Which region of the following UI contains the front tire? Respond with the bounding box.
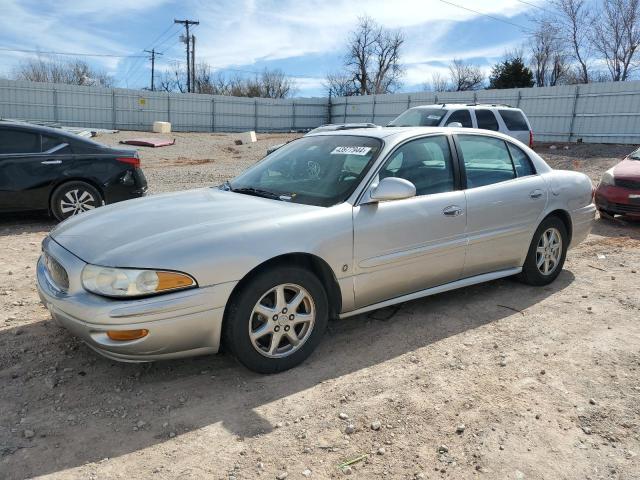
[51,181,103,221]
[223,266,328,374]
[519,216,568,286]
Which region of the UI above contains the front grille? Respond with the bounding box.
[44,253,69,291]
[615,178,640,190]
[611,202,640,214]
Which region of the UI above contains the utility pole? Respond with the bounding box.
[191,35,196,93]
[174,18,199,93]
[144,48,162,91]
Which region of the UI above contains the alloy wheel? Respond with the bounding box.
[60,189,97,216]
[536,227,562,275]
[248,283,316,358]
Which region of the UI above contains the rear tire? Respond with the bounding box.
[519,216,568,286]
[51,181,103,221]
[223,266,328,374]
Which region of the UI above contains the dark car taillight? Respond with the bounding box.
[117,156,140,168]
[529,130,534,148]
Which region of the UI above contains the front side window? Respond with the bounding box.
[457,135,516,188]
[229,135,382,207]
[0,129,41,154]
[388,108,446,127]
[379,135,454,196]
[446,110,472,128]
[475,110,499,131]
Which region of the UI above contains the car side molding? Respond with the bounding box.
[339,267,522,319]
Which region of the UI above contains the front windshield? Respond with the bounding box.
[228,135,382,207]
[389,108,446,127]
[630,148,640,160]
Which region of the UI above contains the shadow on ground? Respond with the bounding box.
[0,270,574,479]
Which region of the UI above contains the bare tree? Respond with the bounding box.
[448,59,484,91]
[13,56,113,87]
[591,0,640,81]
[550,0,592,83]
[528,19,570,86]
[324,72,357,96]
[166,64,297,98]
[430,72,449,92]
[330,16,405,96]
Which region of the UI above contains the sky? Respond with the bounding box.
[0,0,542,97]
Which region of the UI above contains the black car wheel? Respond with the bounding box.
[519,216,568,286]
[51,181,103,221]
[223,266,328,374]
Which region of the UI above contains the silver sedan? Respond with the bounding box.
[37,127,595,373]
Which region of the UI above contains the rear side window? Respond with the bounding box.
[507,143,536,177]
[42,135,63,152]
[0,129,41,154]
[446,110,472,127]
[498,110,528,131]
[457,135,516,188]
[475,110,499,131]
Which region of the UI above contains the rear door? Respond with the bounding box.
[352,134,467,308]
[454,133,547,277]
[0,128,72,211]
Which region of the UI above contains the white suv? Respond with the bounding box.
[388,104,534,147]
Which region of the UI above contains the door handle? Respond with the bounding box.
[529,190,543,199]
[41,160,62,165]
[442,205,463,217]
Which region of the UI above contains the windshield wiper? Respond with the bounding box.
[229,186,282,200]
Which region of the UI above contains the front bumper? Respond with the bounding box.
[36,237,236,362]
[595,184,640,217]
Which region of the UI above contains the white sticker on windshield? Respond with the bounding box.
[330,146,372,156]
[427,115,442,120]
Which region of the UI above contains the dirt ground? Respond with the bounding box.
[1,133,639,480]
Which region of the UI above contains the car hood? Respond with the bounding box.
[614,158,640,179]
[51,188,321,267]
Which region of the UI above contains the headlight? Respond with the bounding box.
[600,168,615,186]
[81,265,196,298]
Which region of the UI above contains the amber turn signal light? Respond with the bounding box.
[107,329,149,341]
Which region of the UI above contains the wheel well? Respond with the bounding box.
[225,253,343,320]
[546,209,573,244]
[48,178,104,213]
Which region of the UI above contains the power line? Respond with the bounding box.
[0,46,146,58]
[437,0,532,32]
[514,0,552,13]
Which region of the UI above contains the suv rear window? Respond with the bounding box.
[446,109,472,128]
[498,110,528,131]
[475,110,499,131]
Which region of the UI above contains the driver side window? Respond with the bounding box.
[380,135,455,196]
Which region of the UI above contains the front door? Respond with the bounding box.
[352,134,467,308]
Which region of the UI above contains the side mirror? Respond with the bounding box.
[446,121,463,128]
[369,177,416,202]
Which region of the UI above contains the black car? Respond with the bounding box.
[0,121,147,220]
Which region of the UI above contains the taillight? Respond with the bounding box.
[529,130,534,148]
[117,156,140,167]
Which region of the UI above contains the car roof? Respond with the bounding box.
[307,125,527,142]
[0,120,112,148]
[408,103,522,111]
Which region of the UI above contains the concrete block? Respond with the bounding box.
[152,121,172,133]
[236,131,257,144]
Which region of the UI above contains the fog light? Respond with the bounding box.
[107,329,149,341]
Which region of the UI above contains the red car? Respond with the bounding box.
[595,148,640,219]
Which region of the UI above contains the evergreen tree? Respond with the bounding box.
[488,57,535,89]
